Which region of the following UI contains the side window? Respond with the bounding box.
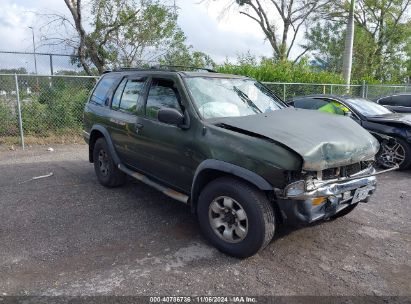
[90,76,117,105]
[391,95,411,107]
[294,98,327,110]
[378,97,392,106]
[117,79,146,114]
[146,79,182,119]
[111,78,127,109]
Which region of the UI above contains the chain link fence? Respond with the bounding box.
[0,74,97,147]
[264,82,365,100]
[0,51,84,75]
[1,74,410,148]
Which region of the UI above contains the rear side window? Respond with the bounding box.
[90,76,117,105]
[146,79,182,119]
[111,78,127,109]
[391,95,411,107]
[294,98,327,110]
[112,78,146,114]
[120,79,146,113]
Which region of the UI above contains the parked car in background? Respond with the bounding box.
[289,95,411,170]
[83,68,384,258]
[375,93,411,113]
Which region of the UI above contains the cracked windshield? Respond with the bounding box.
[185,77,285,119]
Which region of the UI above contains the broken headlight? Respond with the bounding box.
[285,180,306,197]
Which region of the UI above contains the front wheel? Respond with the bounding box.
[197,177,275,258]
[377,137,411,170]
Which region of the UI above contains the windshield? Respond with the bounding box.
[346,98,392,117]
[184,77,286,119]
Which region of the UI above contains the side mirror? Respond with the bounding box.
[344,111,353,118]
[158,108,185,126]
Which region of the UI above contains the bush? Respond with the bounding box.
[217,58,345,84]
[0,101,18,136]
[21,87,89,136]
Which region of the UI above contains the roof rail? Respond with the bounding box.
[108,65,217,73]
[156,65,217,73]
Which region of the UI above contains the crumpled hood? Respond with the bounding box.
[215,108,379,171]
[366,113,411,127]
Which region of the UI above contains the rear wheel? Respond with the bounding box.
[93,138,126,187]
[197,177,275,258]
[377,137,411,170]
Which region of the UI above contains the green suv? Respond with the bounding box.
[83,67,383,258]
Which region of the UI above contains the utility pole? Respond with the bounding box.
[342,0,355,86]
[28,26,38,75]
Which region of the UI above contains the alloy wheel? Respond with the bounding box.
[208,196,248,243]
[379,140,406,168]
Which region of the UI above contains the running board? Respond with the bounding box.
[117,164,189,204]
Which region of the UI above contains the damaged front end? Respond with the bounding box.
[276,162,398,223]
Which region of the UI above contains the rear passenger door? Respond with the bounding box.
[107,76,147,165]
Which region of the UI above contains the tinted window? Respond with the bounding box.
[90,76,117,105]
[391,95,411,107]
[378,96,393,106]
[146,79,182,119]
[112,78,127,109]
[119,79,146,113]
[293,98,328,110]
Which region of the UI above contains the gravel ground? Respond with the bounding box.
[0,145,410,296]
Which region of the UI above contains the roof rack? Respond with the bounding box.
[106,65,217,73]
[156,65,217,73]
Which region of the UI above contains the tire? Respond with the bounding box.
[93,138,126,187]
[377,137,411,170]
[197,177,275,258]
[330,203,358,220]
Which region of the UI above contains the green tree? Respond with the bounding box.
[43,0,184,74]
[228,0,332,62]
[306,0,411,82]
[159,31,216,68]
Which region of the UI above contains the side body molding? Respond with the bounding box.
[89,124,121,165]
[191,159,273,210]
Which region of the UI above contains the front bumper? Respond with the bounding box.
[277,166,397,224]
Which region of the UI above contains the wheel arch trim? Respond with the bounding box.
[190,159,273,211]
[89,125,121,165]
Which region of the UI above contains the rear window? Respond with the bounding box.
[90,75,118,105]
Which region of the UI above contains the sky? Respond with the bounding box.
[0,0,297,72]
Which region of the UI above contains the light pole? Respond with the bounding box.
[28,26,38,75]
[342,0,355,87]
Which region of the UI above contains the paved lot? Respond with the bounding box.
[0,145,410,296]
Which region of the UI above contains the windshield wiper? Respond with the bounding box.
[233,86,262,113]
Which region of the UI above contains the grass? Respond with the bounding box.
[0,133,85,150]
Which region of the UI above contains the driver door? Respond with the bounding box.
[132,77,196,192]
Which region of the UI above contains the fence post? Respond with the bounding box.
[330,84,333,94]
[361,80,366,98]
[14,74,25,149]
[283,84,286,101]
